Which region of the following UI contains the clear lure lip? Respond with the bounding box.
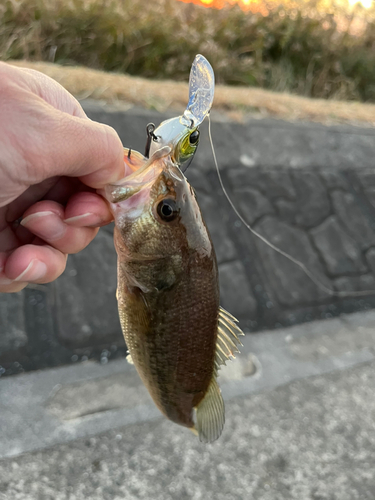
[184,53,215,128]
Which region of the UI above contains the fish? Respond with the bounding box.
[104,145,244,443]
[103,55,244,442]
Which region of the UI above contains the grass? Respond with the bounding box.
[1,0,375,104]
[9,59,375,126]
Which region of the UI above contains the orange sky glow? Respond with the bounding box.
[177,0,372,11]
[177,0,271,14]
[177,0,264,10]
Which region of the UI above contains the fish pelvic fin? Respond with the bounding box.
[194,377,225,443]
[214,306,245,371]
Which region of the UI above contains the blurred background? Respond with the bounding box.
[1,0,375,498]
[1,0,375,101]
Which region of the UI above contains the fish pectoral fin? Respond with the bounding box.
[126,352,134,365]
[194,377,225,443]
[106,184,142,203]
[214,306,245,371]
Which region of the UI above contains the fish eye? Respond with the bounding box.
[156,199,179,222]
[189,130,200,145]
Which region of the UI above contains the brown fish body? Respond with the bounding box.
[116,228,219,428]
[106,148,243,441]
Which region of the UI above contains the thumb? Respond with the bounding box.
[30,103,126,189]
[2,62,126,189]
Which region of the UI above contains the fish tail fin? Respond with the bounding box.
[194,377,225,443]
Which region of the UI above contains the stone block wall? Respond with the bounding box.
[1,105,375,376]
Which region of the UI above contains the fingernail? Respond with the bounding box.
[0,277,14,285]
[14,259,47,282]
[21,211,55,225]
[21,211,66,241]
[64,213,93,224]
[64,213,108,227]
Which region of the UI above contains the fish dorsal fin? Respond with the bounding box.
[214,307,244,371]
[194,377,225,443]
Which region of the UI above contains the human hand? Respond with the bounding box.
[0,62,125,293]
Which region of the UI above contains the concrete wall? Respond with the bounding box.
[1,103,375,376]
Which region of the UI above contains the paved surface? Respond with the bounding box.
[2,105,375,376]
[2,311,375,499]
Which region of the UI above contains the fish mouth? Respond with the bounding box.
[102,146,186,221]
[103,146,173,206]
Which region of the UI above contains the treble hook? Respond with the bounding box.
[144,123,158,158]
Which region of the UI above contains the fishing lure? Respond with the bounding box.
[145,53,214,169]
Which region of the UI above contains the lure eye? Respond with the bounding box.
[156,199,179,222]
[189,130,200,145]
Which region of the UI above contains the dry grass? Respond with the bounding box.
[10,60,375,127]
[2,0,375,103]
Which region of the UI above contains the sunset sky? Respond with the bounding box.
[178,0,372,10]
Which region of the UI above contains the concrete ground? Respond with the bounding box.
[2,310,375,500]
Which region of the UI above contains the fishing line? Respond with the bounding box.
[207,114,375,298]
